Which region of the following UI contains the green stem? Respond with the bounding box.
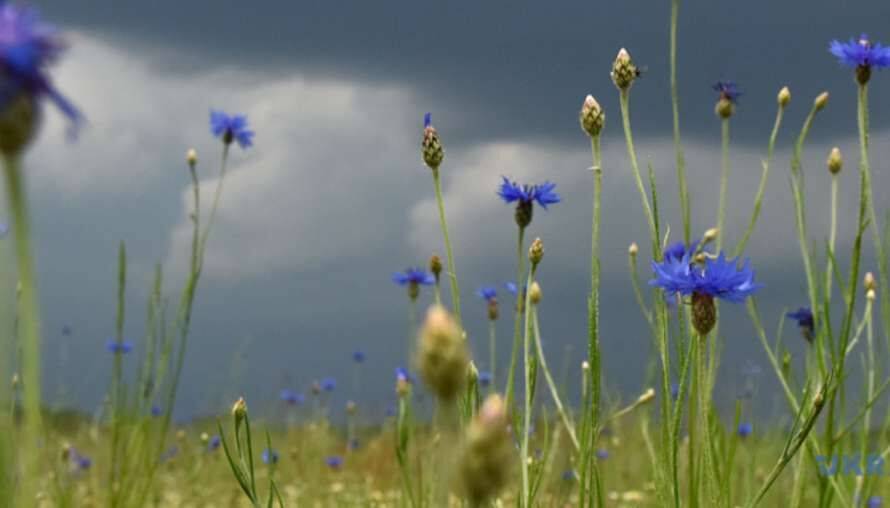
[826,175,838,298]
[520,266,535,508]
[431,168,461,327]
[530,306,579,450]
[735,105,785,257]
[789,102,821,317]
[504,226,525,410]
[2,155,41,506]
[670,0,689,245]
[716,118,730,252]
[619,88,657,251]
[488,320,496,393]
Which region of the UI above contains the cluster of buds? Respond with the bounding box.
[827,147,843,175]
[457,394,512,505]
[611,48,638,91]
[579,95,605,137]
[421,113,445,169]
[417,305,469,400]
[429,254,443,284]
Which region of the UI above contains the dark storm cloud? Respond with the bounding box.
[39,0,890,146]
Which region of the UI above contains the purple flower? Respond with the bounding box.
[0,4,82,132]
[787,307,814,343]
[150,405,162,417]
[595,448,609,460]
[830,35,890,69]
[561,470,576,481]
[712,81,742,103]
[320,377,336,392]
[392,267,435,286]
[664,240,699,262]
[207,435,221,452]
[478,371,493,388]
[105,339,133,355]
[670,383,680,401]
[261,448,279,465]
[326,455,343,469]
[352,350,366,363]
[867,496,883,508]
[497,177,561,210]
[476,287,497,302]
[210,110,254,148]
[650,252,761,303]
[280,389,305,406]
[738,422,753,438]
[395,367,415,384]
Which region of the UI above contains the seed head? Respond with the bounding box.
[864,271,876,291]
[579,95,605,137]
[458,394,511,505]
[186,148,197,168]
[827,147,842,174]
[231,397,247,428]
[778,86,791,107]
[529,237,544,267]
[611,48,638,90]
[429,255,443,283]
[814,92,829,111]
[417,305,469,400]
[421,113,445,169]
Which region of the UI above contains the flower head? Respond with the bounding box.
[320,377,336,392]
[830,35,890,69]
[712,81,742,104]
[105,339,133,355]
[279,389,305,406]
[421,112,445,168]
[395,366,414,384]
[497,177,561,210]
[261,448,279,465]
[650,252,761,303]
[478,371,493,388]
[210,110,254,148]
[150,405,162,417]
[352,350,366,363]
[0,3,82,152]
[787,307,815,343]
[737,422,753,438]
[207,435,221,452]
[326,455,343,470]
[595,448,609,460]
[392,267,435,287]
[476,287,497,302]
[663,240,699,262]
[867,496,883,508]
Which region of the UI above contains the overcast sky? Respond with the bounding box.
[12,0,890,421]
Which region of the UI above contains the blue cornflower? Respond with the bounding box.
[664,240,699,262]
[595,448,609,460]
[261,448,279,465]
[352,350,366,363]
[650,252,760,303]
[280,389,304,406]
[478,371,493,388]
[320,377,336,392]
[0,4,82,140]
[69,449,91,470]
[150,405,162,417]
[787,307,815,343]
[497,177,561,210]
[712,81,742,104]
[476,286,497,302]
[830,35,890,70]
[561,470,576,482]
[738,422,753,438]
[424,112,432,128]
[392,267,435,287]
[326,455,343,469]
[210,110,254,148]
[670,383,680,401]
[207,435,221,452]
[505,282,519,296]
[867,496,883,508]
[105,339,133,355]
[395,366,415,384]
[651,252,760,334]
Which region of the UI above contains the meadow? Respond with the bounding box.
[1,1,890,507]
